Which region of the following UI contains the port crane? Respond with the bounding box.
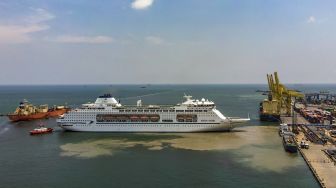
[266,72,304,116]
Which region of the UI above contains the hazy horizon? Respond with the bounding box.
[1,80,336,85]
[1,0,335,84]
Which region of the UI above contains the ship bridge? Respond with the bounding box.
[181,95,215,107]
[82,94,122,108]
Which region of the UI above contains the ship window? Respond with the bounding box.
[150,110,155,112]
[163,110,168,112]
[169,110,175,112]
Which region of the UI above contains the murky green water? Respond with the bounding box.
[0,85,324,188]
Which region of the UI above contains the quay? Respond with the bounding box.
[259,71,336,187]
[281,115,336,188]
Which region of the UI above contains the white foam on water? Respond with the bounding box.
[0,127,9,135]
[0,119,10,135]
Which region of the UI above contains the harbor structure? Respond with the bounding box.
[281,115,336,188]
[259,72,303,121]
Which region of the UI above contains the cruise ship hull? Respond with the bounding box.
[59,122,233,132]
[57,94,250,133]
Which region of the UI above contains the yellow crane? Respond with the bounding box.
[266,72,304,115]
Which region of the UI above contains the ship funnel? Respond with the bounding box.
[137,100,142,107]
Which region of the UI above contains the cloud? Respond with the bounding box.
[131,0,154,10]
[48,35,114,44]
[0,8,54,44]
[307,16,316,23]
[25,8,55,23]
[145,36,169,45]
[0,24,49,43]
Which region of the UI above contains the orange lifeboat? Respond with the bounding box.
[140,116,149,121]
[150,116,160,122]
[130,116,139,121]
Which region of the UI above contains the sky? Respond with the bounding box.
[0,0,336,84]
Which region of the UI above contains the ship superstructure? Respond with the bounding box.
[57,94,250,132]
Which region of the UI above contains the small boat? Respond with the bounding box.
[30,124,53,135]
[282,134,297,153]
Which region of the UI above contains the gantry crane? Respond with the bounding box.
[266,72,304,116]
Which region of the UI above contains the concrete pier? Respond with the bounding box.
[281,115,336,188]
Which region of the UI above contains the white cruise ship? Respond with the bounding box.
[56,94,250,132]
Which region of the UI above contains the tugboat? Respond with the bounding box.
[282,134,298,153]
[30,123,53,135]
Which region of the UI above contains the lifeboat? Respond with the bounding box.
[130,116,139,121]
[117,116,127,120]
[140,116,149,121]
[177,118,184,122]
[150,116,160,122]
[186,118,193,122]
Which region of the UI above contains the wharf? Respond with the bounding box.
[281,115,336,188]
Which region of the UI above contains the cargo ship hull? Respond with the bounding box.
[259,101,281,122]
[8,109,69,122]
[7,112,47,122]
[282,135,298,153]
[259,113,280,122]
[8,99,69,122]
[47,108,69,117]
[283,144,298,153]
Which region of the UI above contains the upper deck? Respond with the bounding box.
[77,94,216,111]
